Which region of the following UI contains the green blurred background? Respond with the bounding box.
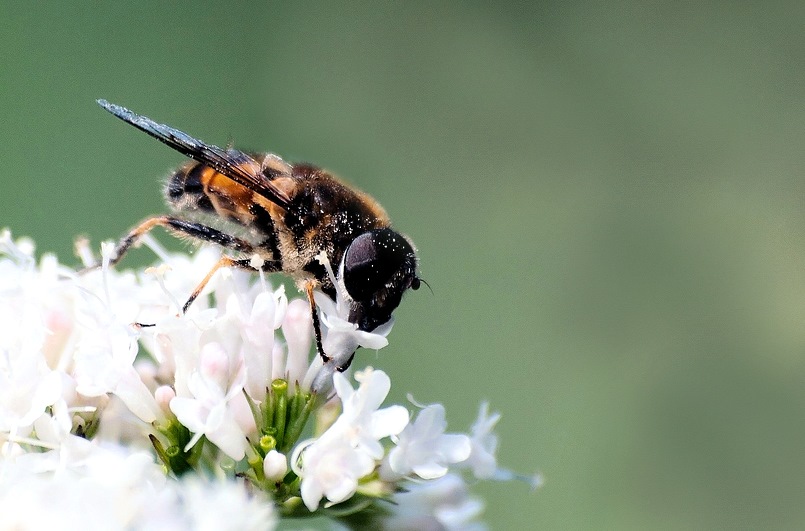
[2,1,805,528]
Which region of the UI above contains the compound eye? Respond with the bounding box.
[343,229,408,301]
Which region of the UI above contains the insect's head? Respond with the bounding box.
[342,228,419,332]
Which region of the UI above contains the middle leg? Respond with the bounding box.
[181,256,282,314]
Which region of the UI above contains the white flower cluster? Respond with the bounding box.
[0,230,526,529]
[0,446,276,531]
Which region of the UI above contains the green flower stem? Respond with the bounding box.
[263,385,275,434]
[272,379,288,447]
[248,453,265,482]
[290,386,305,423]
[281,392,319,453]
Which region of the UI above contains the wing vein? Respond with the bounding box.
[97,99,292,210]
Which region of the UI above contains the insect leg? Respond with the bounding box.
[100,216,281,315]
[103,215,255,267]
[304,281,329,364]
[336,352,355,372]
[181,256,281,313]
[181,255,234,314]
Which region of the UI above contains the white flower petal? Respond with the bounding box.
[463,402,502,479]
[205,414,248,461]
[112,368,159,423]
[283,298,313,390]
[437,433,472,463]
[244,291,278,347]
[300,475,324,512]
[170,397,206,432]
[353,329,390,350]
[263,450,288,482]
[412,460,450,480]
[387,403,470,480]
[369,405,409,439]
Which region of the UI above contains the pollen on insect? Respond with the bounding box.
[250,254,265,269]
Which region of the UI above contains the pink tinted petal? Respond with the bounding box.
[199,343,229,382]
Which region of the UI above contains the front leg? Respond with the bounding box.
[304,280,328,364]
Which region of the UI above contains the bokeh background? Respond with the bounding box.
[2,2,805,528]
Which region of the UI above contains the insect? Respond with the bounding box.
[96,100,420,385]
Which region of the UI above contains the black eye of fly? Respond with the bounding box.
[343,228,411,301]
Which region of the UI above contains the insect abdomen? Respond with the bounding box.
[165,161,215,212]
[166,161,265,230]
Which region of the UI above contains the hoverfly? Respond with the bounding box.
[97,100,419,390]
